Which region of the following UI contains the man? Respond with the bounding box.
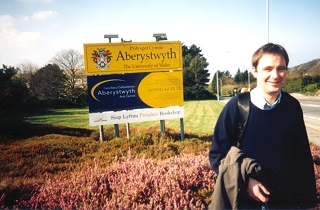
[209,43,317,209]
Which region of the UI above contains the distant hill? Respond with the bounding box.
[288,58,320,78]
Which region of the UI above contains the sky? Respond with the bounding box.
[1,0,320,77]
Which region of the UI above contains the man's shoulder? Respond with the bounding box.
[282,91,300,104]
[225,95,241,107]
[219,95,241,119]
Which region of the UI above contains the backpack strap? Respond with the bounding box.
[236,92,251,148]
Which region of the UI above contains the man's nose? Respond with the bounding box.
[271,69,279,78]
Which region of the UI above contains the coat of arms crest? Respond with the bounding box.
[91,48,112,70]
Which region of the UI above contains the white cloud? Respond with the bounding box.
[0,15,16,29]
[0,14,40,47]
[52,22,62,28]
[21,16,30,21]
[32,10,58,21]
[0,14,46,67]
[0,27,41,47]
[0,27,43,66]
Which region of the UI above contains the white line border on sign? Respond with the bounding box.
[89,106,184,126]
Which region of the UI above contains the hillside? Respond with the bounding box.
[288,58,320,77]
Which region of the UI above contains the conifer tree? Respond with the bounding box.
[182,44,211,99]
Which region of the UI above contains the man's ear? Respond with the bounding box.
[252,67,258,78]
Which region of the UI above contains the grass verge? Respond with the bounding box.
[24,100,225,135]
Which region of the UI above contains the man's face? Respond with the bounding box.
[252,54,287,97]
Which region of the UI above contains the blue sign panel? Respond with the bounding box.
[87,73,150,113]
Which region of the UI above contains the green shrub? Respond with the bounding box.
[283,78,303,93]
[221,84,238,96]
[304,83,318,93]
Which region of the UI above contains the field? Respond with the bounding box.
[24,100,225,135]
[1,100,320,209]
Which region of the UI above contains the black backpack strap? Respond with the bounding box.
[236,92,251,148]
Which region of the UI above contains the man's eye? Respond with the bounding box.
[277,68,286,71]
[264,68,273,71]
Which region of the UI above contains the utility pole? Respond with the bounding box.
[248,71,251,90]
[244,65,251,91]
[216,71,219,101]
[220,79,223,96]
[266,0,269,43]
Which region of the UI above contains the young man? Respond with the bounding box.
[209,43,317,209]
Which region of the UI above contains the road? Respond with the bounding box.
[290,94,320,146]
[219,94,320,145]
[296,96,320,129]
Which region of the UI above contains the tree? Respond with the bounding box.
[211,70,224,93]
[234,68,241,83]
[182,44,211,99]
[225,70,231,77]
[236,70,248,84]
[33,64,67,100]
[0,64,18,82]
[233,68,255,86]
[51,49,87,104]
[0,65,29,126]
[17,62,39,98]
[211,70,235,96]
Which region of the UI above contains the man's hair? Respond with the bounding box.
[252,43,289,68]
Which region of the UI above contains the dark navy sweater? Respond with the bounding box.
[209,92,317,208]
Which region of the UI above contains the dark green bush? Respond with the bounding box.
[304,83,318,93]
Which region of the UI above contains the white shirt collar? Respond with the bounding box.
[250,88,282,110]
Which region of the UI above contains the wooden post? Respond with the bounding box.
[126,123,130,139]
[180,118,184,141]
[99,125,104,142]
[160,120,165,135]
[114,124,119,138]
